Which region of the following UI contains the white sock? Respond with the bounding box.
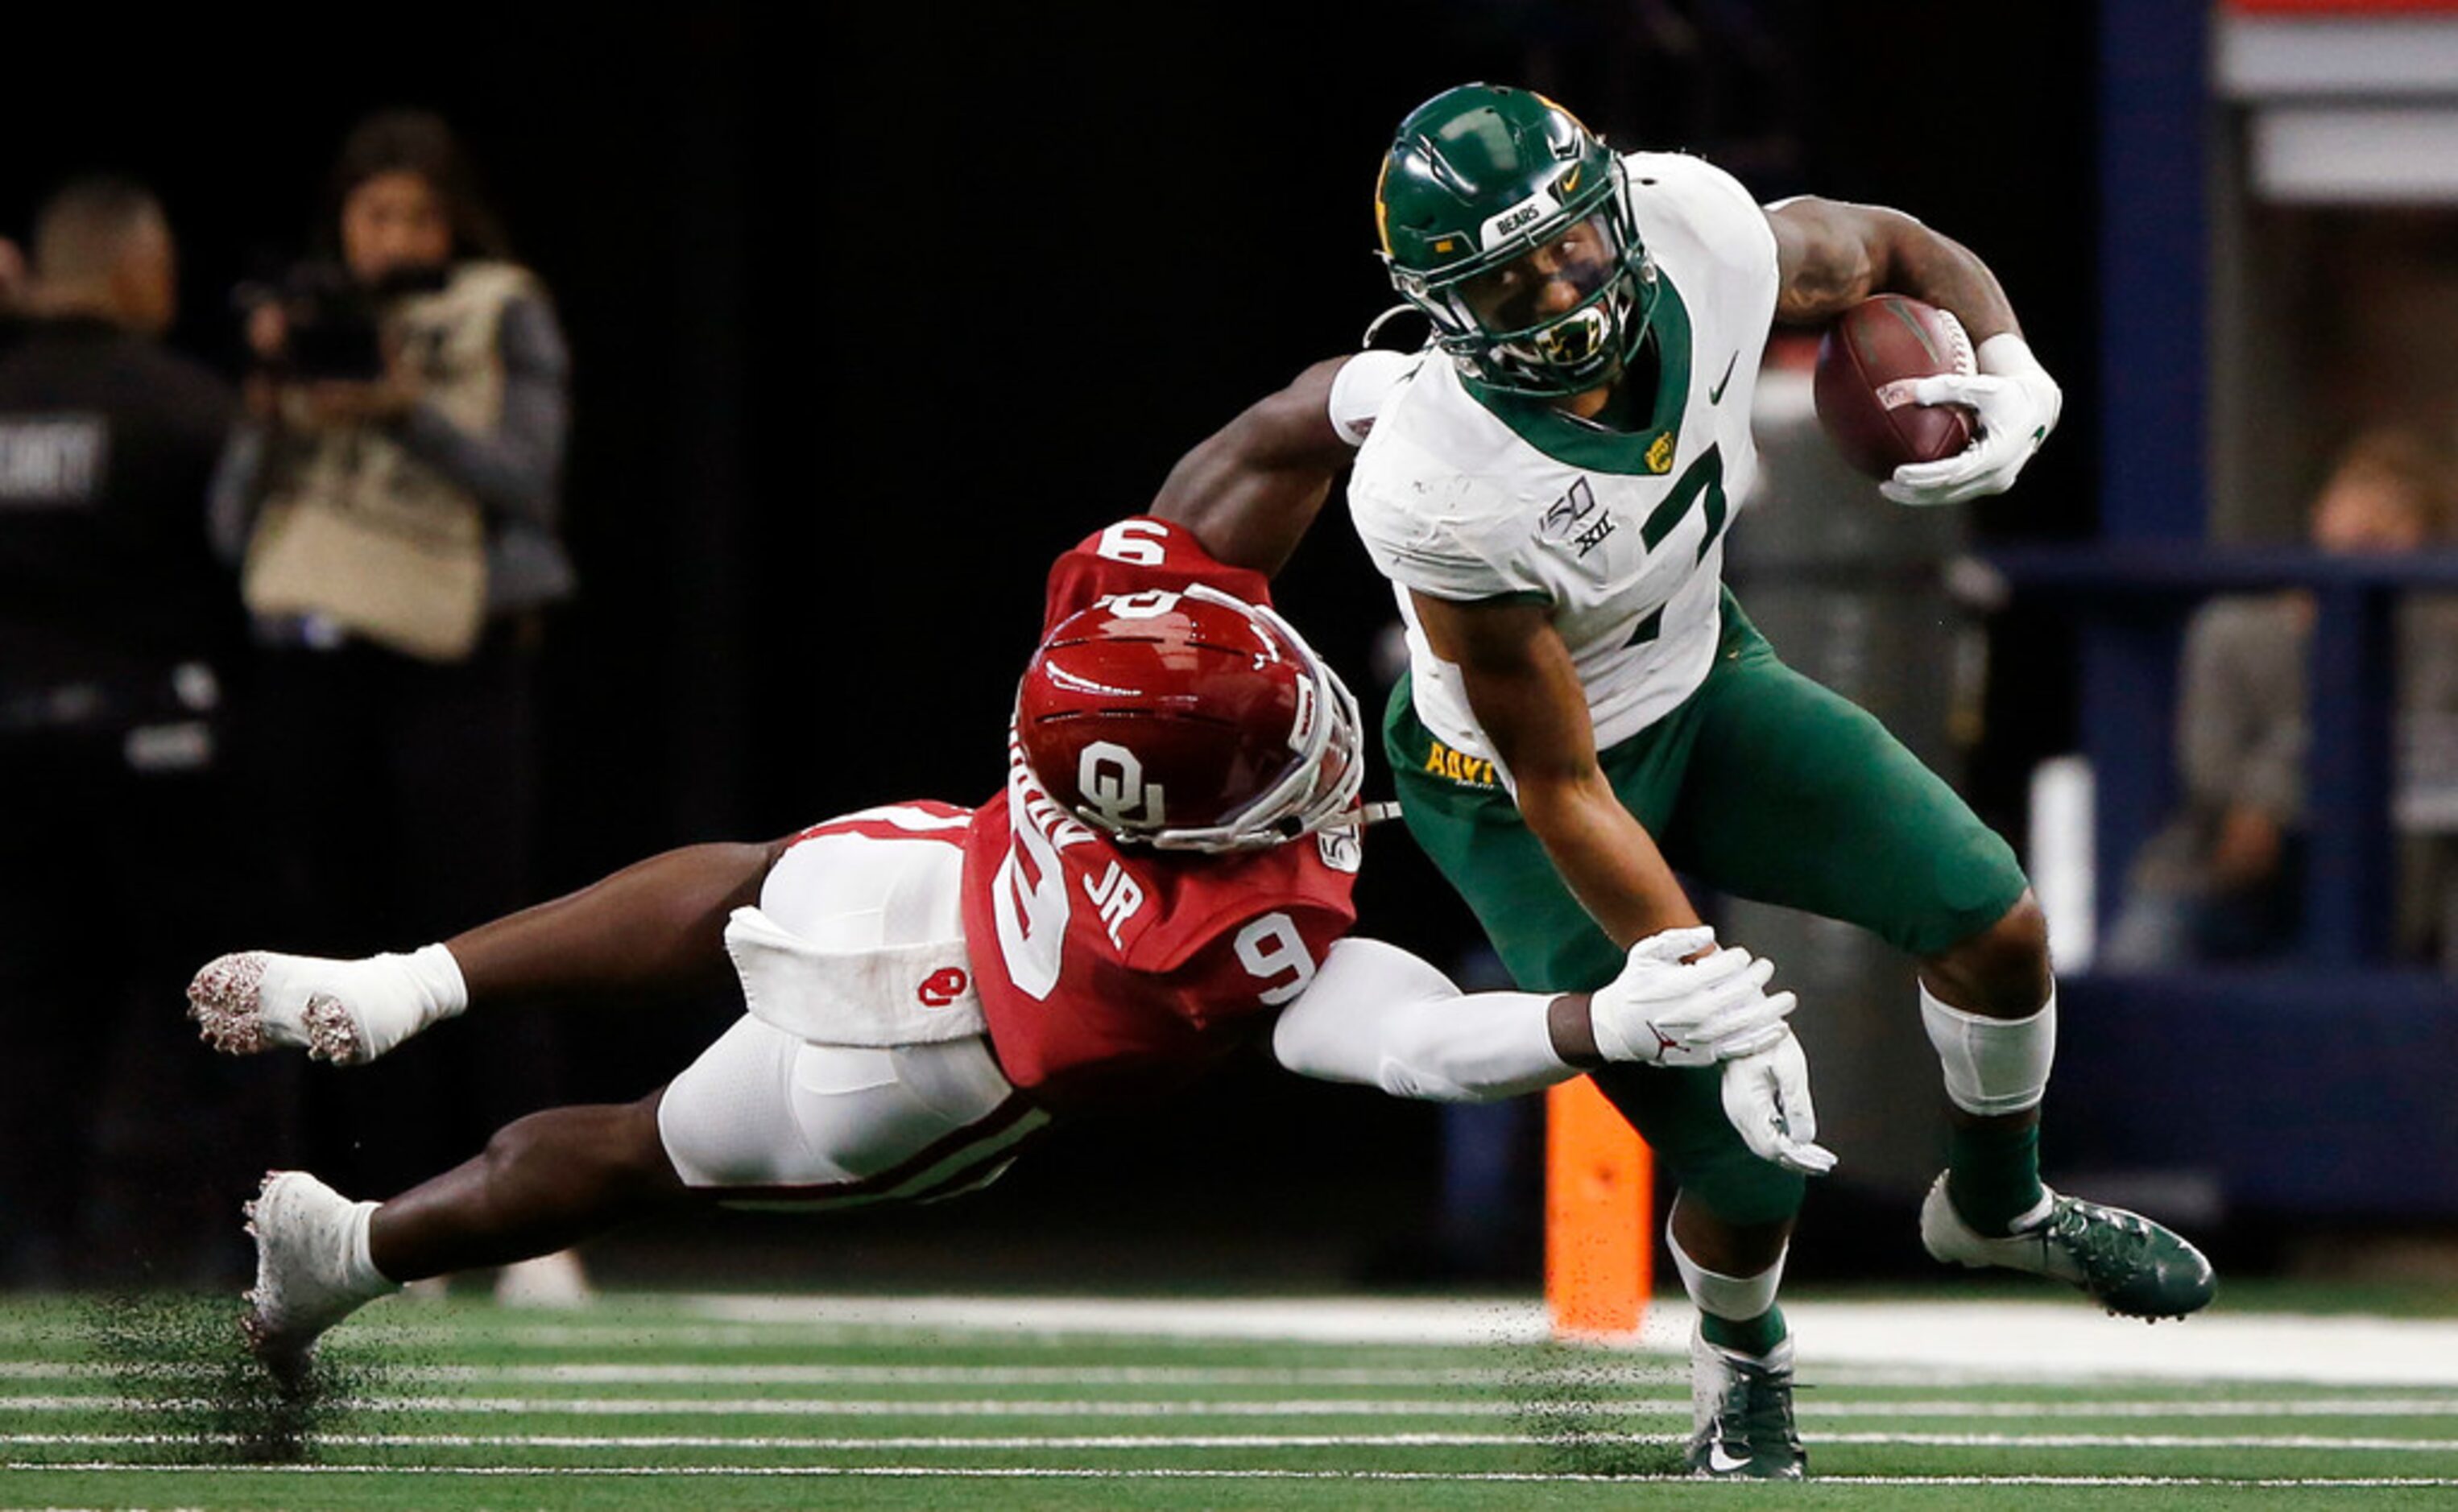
[1669,1226,1788,1348]
[345,1200,398,1293]
[402,944,470,1019]
[325,944,470,1060]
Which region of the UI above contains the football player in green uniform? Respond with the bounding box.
[1158,83,2213,1481]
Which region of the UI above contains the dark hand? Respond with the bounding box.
[293,375,419,427]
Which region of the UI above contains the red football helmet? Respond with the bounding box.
[1016,585,1364,853]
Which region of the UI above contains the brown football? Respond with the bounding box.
[1813,295,1977,481]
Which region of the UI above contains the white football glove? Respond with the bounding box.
[1881,333,2063,508]
[1588,926,1797,1068]
[1721,1028,1838,1175]
[188,945,468,1066]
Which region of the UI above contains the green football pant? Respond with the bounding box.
[1387,591,2029,1225]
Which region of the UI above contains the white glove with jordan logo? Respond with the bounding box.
[1881,333,2063,507]
[1587,926,1797,1068]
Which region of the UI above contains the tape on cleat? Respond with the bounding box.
[300,995,366,1064]
[189,954,273,1054]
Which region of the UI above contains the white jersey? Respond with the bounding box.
[1345,151,1781,774]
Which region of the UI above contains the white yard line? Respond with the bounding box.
[9,1390,2458,1420]
[0,1361,1632,1386]
[10,1357,2458,1407]
[6,1429,2458,1452]
[0,1394,1689,1416]
[6,1460,2458,1486]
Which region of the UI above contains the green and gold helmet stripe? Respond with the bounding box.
[1374,155,1394,258]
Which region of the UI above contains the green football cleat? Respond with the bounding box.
[1685,1328,1806,1480]
[1920,1173,2217,1320]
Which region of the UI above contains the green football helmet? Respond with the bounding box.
[1374,84,1659,396]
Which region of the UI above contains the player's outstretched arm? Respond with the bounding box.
[1268,936,1834,1173]
[1267,937,1591,1103]
[1766,197,2060,506]
[1148,356,1360,578]
[190,839,787,1065]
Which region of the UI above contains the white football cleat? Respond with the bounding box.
[240,1171,395,1390]
[189,947,466,1065]
[191,954,363,1064]
[1686,1326,1806,1480]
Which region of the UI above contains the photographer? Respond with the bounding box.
[215,109,571,653]
[211,110,585,1303]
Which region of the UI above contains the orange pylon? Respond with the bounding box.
[1544,1076,1652,1339]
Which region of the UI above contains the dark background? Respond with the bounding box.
[1,2,2095,1284]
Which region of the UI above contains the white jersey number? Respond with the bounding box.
[991,808,1070,1002]
[1096,519,1171,565]
[1235,912,1318,1006]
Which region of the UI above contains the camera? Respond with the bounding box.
[238,261,450,382]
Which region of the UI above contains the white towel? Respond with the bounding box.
[723,905,986,1046]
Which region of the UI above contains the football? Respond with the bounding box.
[1813,295,1977,481]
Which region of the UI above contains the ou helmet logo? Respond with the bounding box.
[1079,740,1165,828]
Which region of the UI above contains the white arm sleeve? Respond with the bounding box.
[1269,937,1572,1103]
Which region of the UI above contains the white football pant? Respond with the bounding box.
[657,808,1047,1206]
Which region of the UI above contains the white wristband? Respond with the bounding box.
[1976,333,2048,382]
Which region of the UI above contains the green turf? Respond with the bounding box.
[1,1291,2452,1510]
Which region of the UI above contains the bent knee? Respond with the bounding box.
[1922,893,2052,1018]
[1674,1157,1806,1229]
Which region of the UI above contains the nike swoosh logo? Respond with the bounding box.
[1708,1444,1751,1474]
[1708,353,1739,405]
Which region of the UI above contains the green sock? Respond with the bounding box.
[1947,1119,2045,1235]
[1700,1303,1787,1357]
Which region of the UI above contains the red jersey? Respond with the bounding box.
[961,518,1362,1112]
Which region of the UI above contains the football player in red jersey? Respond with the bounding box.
[191,429,1820,1389]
